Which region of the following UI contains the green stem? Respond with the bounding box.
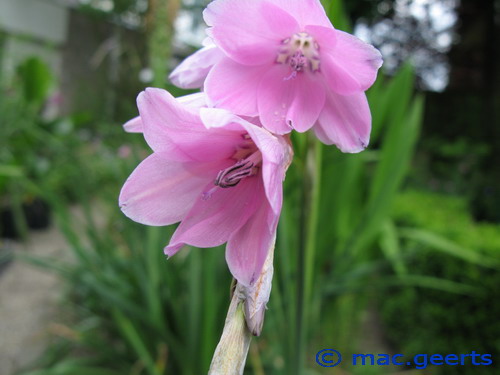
[202,251,218,371]
[188,248,201,375]
[305,139,323,302]
[294,222,306,375]
[294,136,323,374]
[147,0,179,87]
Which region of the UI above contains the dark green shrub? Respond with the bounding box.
[381,191,500,374]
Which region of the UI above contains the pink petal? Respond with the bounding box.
[313,91,371,153]
[199,107,251,132]
[165,175,262,256]
[226,198,278,286]
[204,0,299,66]
[205,58,268,116]
[119,153,217,226]
[169,45,224,89]
[176,92,208,110]
[269,0,332,28]
[238,122,287,214]
[138,88,243,162]
[138,88,199,154]
[199,108,288,214]
[123,116,143,133]
[304,24,337,53]
[199,108,284,164]
[257,65,326,133]
[124,94,206,134]
[321,31,383,95]
[261,157,285,215]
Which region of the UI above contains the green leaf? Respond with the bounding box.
[16,57,53,106]
[323,0,351,31]
[379,220,408,276]
[382,275,478,295]
[399,228,500,268]
[112,309,161,375]
[345,93,424,256]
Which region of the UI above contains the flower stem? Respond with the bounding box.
[147,0,180,87]
[295,136,323,374]
[208,297,252,375]
[209,244,275,374]
[305,139,323,310]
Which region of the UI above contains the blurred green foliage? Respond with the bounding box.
[16,58,53,106]
[0,56,141,238]
[1,57,55,237]
[381,190,500,374]
[1,57,61,201]
[393,191,500,254]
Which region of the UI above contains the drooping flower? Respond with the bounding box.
[119,88,292,286]
[170,0,383,153]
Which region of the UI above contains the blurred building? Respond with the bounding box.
[0,0,145,122]
[0,0,70,78]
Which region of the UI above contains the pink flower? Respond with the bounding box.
[170,0,382,153]
[119,88,292,286]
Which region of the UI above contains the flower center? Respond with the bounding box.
[214,157,257,188]
[202,139,262,200]
[277,32,320,75]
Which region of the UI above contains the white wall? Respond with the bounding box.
[0,0,69,77]
[0,0,69,44]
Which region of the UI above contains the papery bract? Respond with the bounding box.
[170,0,383,153]
[119,88,292,286]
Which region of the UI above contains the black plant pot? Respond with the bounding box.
[0,198,51,239]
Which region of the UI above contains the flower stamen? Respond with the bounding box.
[215,160,254,188]
[202,150,262,199]
[277,32,320,75]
